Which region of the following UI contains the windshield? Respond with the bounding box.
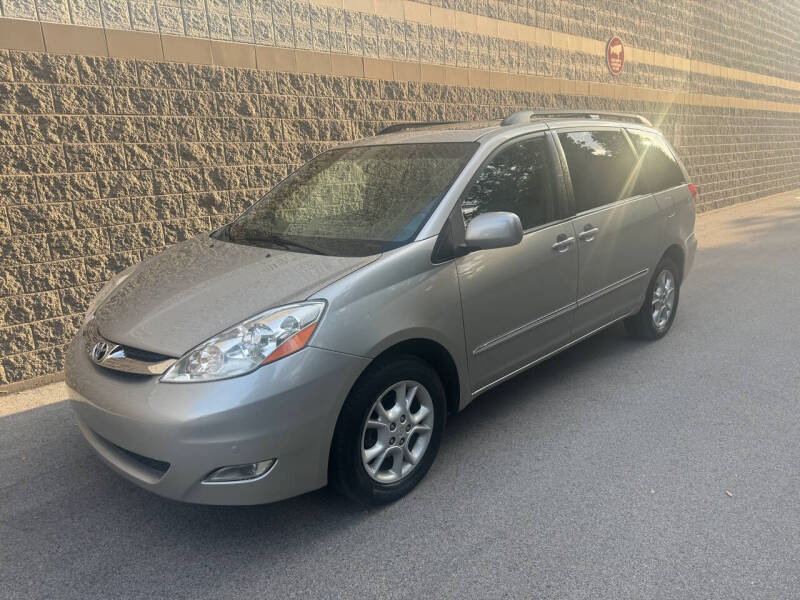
[214,142,477,256]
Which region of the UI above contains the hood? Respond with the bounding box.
[94,235,378,356]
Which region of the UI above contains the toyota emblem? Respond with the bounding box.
[91,341,110,362]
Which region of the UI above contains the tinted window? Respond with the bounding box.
[215,142,476,256]
[461,136,559,230]
[558,130,637,212]
[628,130,686,194]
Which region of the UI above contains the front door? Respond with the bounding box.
[556,129,663,337]
[456,134,579,394]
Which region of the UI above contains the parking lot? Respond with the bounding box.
[2,192,799,600]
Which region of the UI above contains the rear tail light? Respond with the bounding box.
[688,183,698,200]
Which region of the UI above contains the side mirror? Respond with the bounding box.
[464,212,523,251]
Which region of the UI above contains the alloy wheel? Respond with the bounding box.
[360,380,435,484]
[651,268,676,332]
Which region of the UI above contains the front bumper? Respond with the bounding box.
[65,335,369,505]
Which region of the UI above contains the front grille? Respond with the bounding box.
[121,346,172,363]
[83,318,176,375]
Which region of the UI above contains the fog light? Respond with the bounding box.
[204,459,276,483]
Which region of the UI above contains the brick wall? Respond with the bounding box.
[2,1,800,388]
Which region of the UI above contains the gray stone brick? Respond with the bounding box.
[70,0,103,27]
[129,1,158,31]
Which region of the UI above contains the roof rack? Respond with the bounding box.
[377,121,458,135]
[501,110,652,127]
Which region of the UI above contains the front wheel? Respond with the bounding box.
[625,258,680,340]
[329,356,446,506]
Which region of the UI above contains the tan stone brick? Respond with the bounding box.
[0,323,35,355]
[6,204,74,235]
[37,173,99,203]
[124,143,179,170]
[83,250,141,283]
[18,259,87,293]
[104,222,165,253]
[73,198,134,227]
[1,344,66,383]
[29,315,81,348]
[64,143,127,172]
[1,233,51,266]
[47,227,108,260]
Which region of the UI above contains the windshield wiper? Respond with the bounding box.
[247,233,326,255]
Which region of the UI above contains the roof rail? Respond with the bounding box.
[377,121,458,135]
[502,110,652,127]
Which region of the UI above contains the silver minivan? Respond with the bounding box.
[66,111,697,506]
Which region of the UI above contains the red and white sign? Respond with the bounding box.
[606,36,625,75]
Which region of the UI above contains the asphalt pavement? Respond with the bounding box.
[2,192,800,600]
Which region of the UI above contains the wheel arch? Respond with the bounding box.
[364,338,464,416]
[661,243,686,280]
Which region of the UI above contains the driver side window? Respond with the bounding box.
[461,136,559,230]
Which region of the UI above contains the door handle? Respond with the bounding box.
[578,226,599,242]
[552,235,575,253]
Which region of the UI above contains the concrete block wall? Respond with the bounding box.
[1,0,800,388]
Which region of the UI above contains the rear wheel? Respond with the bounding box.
[625,257,680,340]
[329,356,446,506]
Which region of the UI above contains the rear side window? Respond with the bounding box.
[558,130,637,212]
[461,136,559,230]
[628,130,686,194]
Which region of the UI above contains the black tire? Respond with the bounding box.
[329,355,446,506]
[625,257,681,340]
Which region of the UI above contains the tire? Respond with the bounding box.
[625,257,681,340]
[329,355,446,506]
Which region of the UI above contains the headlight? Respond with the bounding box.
[83,264,137,325]
[161,301,325,383]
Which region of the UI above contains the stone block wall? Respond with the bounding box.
[2,0,800,388]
